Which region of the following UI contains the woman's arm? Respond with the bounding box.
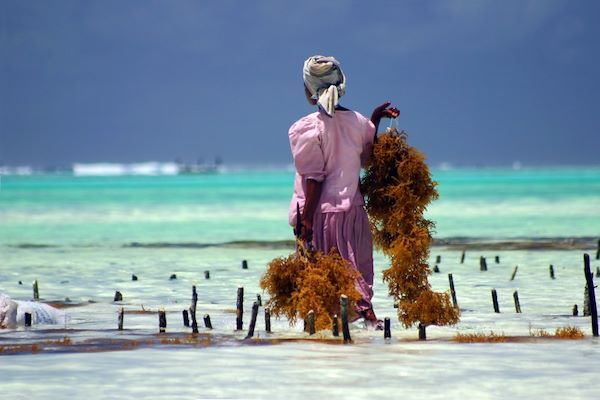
[300,178,323,243]
[370,102,400,141]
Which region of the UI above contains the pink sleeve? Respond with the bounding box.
[360,117,376,167]
[289,117,326,182]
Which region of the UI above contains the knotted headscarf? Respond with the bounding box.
[303,55,346,117]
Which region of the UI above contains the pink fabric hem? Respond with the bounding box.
[310,206,374,314]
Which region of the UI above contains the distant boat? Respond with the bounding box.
[176,157,224,175]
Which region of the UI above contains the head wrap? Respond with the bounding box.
[303,55,346,117]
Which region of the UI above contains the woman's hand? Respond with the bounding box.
[371,102,400,142]
[371,102,400,126]
[299,218,313,243]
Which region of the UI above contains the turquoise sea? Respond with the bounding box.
[1,167,599,246]
[1,167,600,400]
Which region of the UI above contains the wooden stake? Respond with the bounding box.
[495,255,500,264]
[307,310,316,335]
[169,274,177,280]
[549,265,555,279]
[436,255,441,264]
[131,274,138,281]
[572,304,579,316]
[384,317,391,339]
[158,309,167,333]
[33,280,39,300]
[340,295,351,342]
[113,291,122,302]
[596,267,600,278]
[492,289,500,313]
[480,256,488,271]
[584,283,590,316]
[510,266,518,281]
[513,291,522,313]
[203,314,213,329]
[118,307,124,330]
[265,308,271,333]
[433,265,440,273]
[245,301,259,338]
[418,323,426,340]
[182,310,189,327]
[24,312,32,327]
[242,260,248,269]
[332,314,339,337]
[596,239,600,260]
[448,274,458,309]
[236,286,244,330]
[583,253,599,337]
[256,294,262,307]
[191,286,198,334]
[204,270,210,279]
[460,250,466,264]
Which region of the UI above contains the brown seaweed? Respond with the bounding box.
[260,241,361,331]
[361,128,460,328]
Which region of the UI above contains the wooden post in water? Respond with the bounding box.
[265,308,271,333]
[510,266,518,281]
[584,283,590,316]
[448,274,458,309]
[307,310,316,335]
[191,285,199,334]
[480,257,488,271]
[24,312,32,327]
[460,250,466,264]
[256,294,262,307]
[158,309,167,333]
[572,304,579,316]
[245,301,259,339]
[131,274,138,281]
[596,239,600,260]
[182,310,190,327]
[492,289,500,313]
[340,295,351,342]
[495,255,500,264]
[204,270,210,279]
[433,265,440,273]
[242,260,248,270]
[436,255,441,264]
[596,267,600,278]
[169,274,177,280]
[203,314,213,329]
[549,265,555,279]
[236,286,244,330]
[332,314,339,337]
[513,291,522,313]
[32,280,39,300]
[418,323,426,340]
[113,291,122,302]
[583,253,599,337]
[118,308,124,330]
[384,317,391,339]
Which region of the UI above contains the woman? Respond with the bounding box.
[288,55,398,328]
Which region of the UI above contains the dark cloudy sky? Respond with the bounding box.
[1,0,599,168]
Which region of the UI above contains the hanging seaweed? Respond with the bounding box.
[260,241,361,331]
[361,127,460,328]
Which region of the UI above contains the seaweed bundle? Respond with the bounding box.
[361,127,459,328]
[260,241,361,331]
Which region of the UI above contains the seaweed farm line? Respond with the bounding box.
[1,245,600,399]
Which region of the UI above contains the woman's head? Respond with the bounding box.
[303,55,346,116]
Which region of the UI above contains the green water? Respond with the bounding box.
[0,167,599,246]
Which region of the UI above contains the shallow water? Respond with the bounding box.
[1,168,600,399]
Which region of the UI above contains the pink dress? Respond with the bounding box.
[288,109,376,313]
